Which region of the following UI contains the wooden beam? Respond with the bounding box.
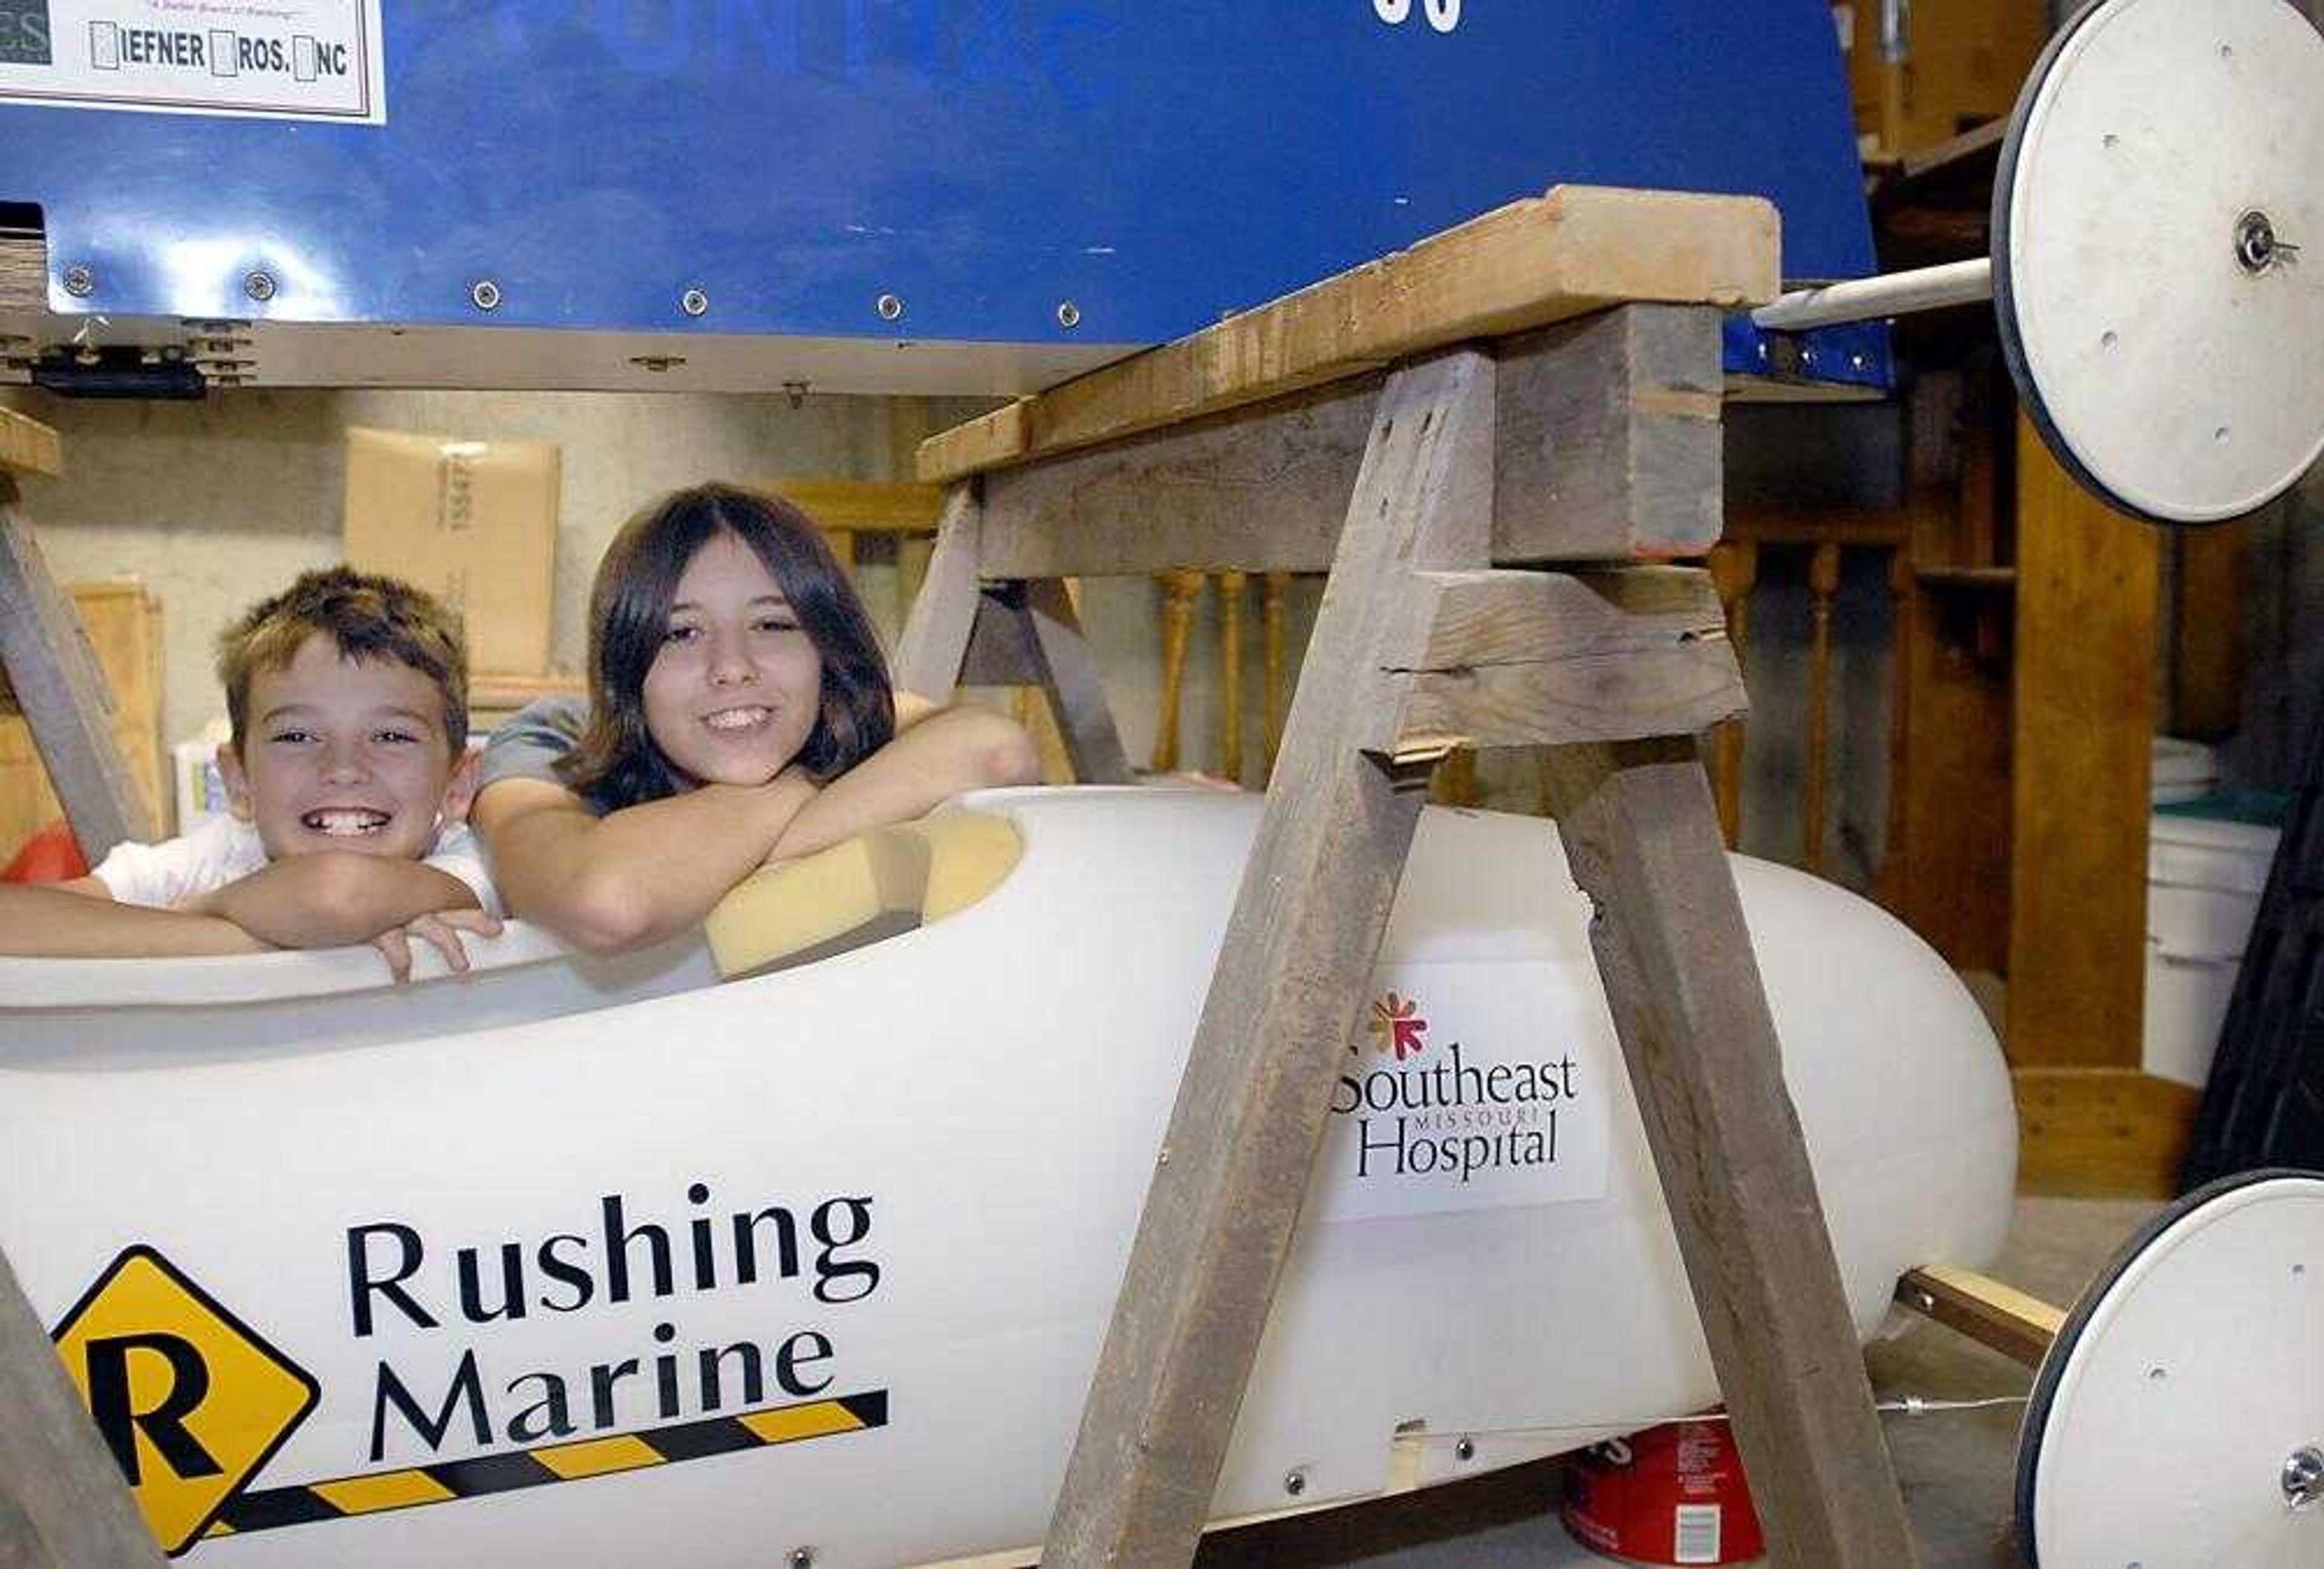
[1043,349,1495,1568]
[2014,1068,2199,1199]
[0,409,62,480]
[0,1244,172,1567]
[772,478,947,533]
[0,485,153,859]
[1020,579,1133,786]
[920,185,1777,482]
[2007,415,2157,1068]
[2170,519,2244,740]
[1361,567,1744,752]
[976,305,1725,576]
[1895,1265,2063,1369]
[1539,734,1919,1568]
[1492,305,1722,563]
[891,487,983,702]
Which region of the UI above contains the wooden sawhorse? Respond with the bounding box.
[902,186,1920,1568]
[0,409,171,1565]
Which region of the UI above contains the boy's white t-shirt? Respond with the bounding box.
[92,815,500,917]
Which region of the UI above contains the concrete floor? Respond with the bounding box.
[1190,1196,2163,1568]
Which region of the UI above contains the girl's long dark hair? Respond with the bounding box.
[559,484,894,809]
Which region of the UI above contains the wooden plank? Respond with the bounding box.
[1361,567,1745,752]
[2170,519,2244,740]
[890,486,984,702]
[0,488,153,859]
[1895,1265,2063,1369]
[0,408,62,479]
[2014,1068,2199,1199]
[0,1243,173,1567]
[1803,541,1842,873]
[920,185,1776,482]
[1043,349,1495,1568]
[0,582,165,865]
[1492,306,1722,563]
[1538,734,1919,1568]
[1216,571,1246,783]
[1151,571,1203,773]
[976,305,1725,577]
[1021,579,1133,786]
[980,381,1372,576]
[773,479,947,533]
[2007,415,2157,1068]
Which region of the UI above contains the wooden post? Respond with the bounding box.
[1261,571,1290,781]
[1803,541,1842,874]
[1216,570,1246,785]
[0,467,153,863]
[0,1246,170,1567]
[1043,349,1495,1568]
[1151,570,1203,774]
[1877,546,1916,910]
[1540,734,1920,1568]
[1019,579,1133,786]
[893,487,984,702]
[1706,541,1758,847]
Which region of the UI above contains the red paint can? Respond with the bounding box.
[1560,1418,1765,1566]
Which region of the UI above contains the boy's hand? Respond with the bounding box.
[371,906,503,983]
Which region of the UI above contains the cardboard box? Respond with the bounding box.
[343,427,560,677]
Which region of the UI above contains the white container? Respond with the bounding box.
[2144,812,2282,1087]
[2152,736,2221,806]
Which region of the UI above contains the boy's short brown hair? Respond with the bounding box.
[217,567,468,756]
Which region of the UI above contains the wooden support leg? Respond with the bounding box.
[0,481,153,861]
[1043,349,1495,1568]
[1540,734,1920,1568]
[1803,541,1841,875]
[893,486,984,702]
[1020,579,1132,785]
[0,1243,169,1567]
[1151,570,1202,774]
[1261,571,1290,782]
[1706,541,1757,848]
[1215,570,1246,785]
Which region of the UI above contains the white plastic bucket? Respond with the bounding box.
[2143,812,2280,1088]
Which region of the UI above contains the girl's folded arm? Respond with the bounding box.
[473,772,816,954]
[767,703,1037,864]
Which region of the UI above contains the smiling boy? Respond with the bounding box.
[0,568,499,978]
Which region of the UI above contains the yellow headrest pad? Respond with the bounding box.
[705,809,1023,979]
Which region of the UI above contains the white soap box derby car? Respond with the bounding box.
[0,786,2014,1565]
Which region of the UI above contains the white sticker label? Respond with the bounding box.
[1309,960,1614,1223]
[0,1,384,122]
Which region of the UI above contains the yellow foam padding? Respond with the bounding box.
[706,824,930,978]
[902,809,1025,921]
[704,809,1022,979]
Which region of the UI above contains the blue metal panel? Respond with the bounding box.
[1724,314,1895,392]
[2,2,1876,349]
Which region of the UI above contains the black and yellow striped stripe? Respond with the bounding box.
[201,1390,888,1541]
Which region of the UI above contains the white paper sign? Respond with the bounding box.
[0,0,384,122]
[1308,959,1615,1224]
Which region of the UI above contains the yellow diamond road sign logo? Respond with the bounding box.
[51,1246,319,1557]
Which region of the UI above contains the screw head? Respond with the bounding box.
[470,279,503,312]
[243,270,278,303]
[875,293,905,322]
[1455,1437,1476,1461]
[1056,300,1082,330]
[789,1549,813,1568]
[1282,1469,1307,1497]
[62,265,95,298]
[681,288,709,318]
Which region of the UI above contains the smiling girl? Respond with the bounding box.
[471,484,1037,954]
